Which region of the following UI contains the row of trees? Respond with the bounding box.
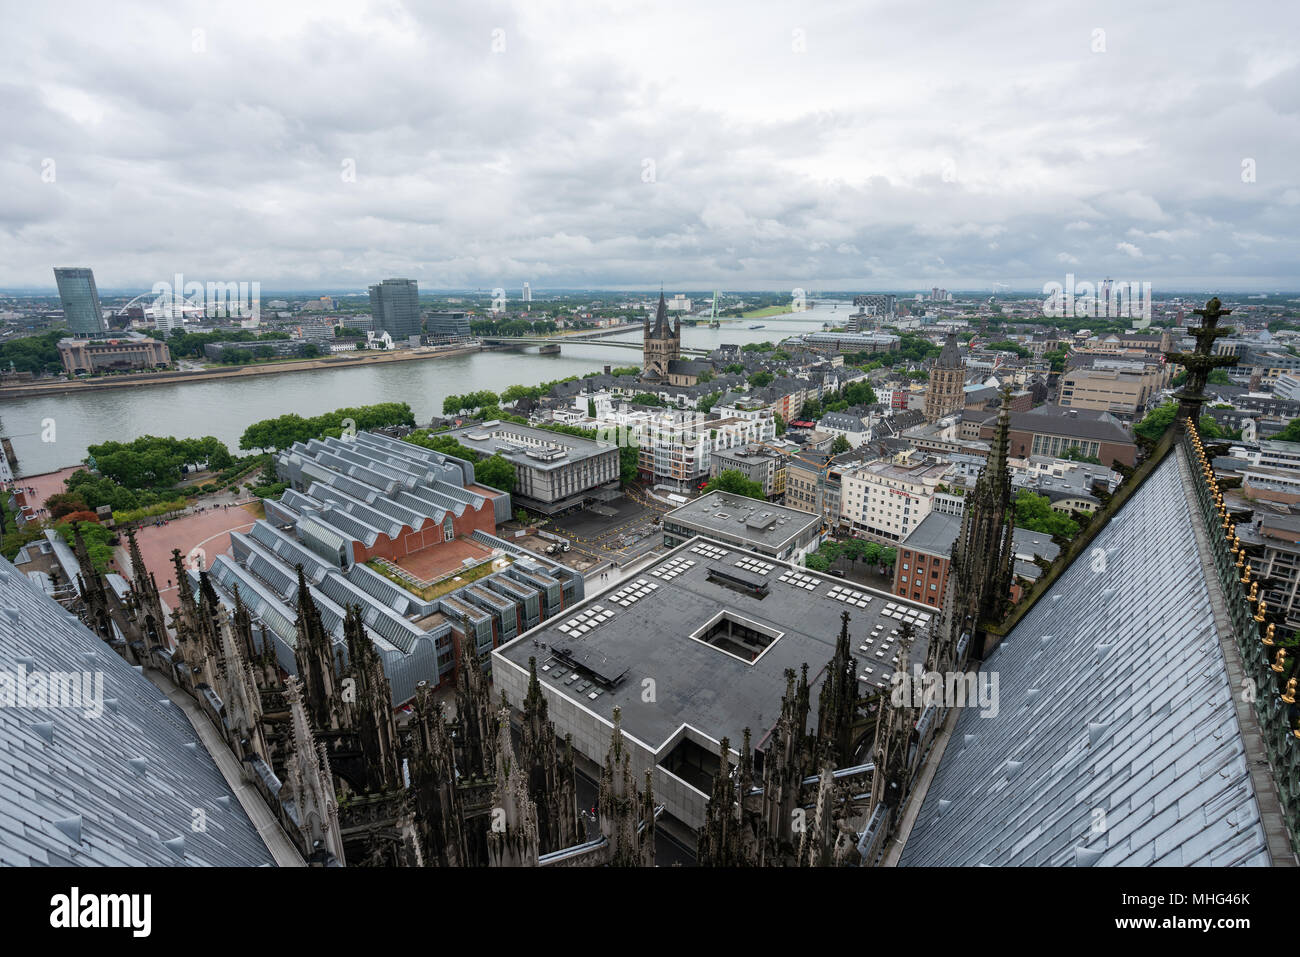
[87,435,232,489]
[468,318,559,337]
[149,327,290,358]
[443,391,501,416]
[1133,402,1240,443]
[804,538,897,574]
[239,402,415,451]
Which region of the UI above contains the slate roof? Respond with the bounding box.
[0,556,276,866]
[935,333,962,369]
[1009,406,1134,444]
[897,452,1271,866]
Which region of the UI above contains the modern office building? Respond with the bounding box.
[441,420,620,513]
[1058,366,1167,419]
[368,278,422,340]
[427,311,472,341]
[53,266,107,337]
[662,490,822,562]
[800,331,900,355]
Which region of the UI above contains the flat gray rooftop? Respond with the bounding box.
[442,421,612,470]
[496,536,933,754]
[664,491,819,548]
[902,512,1060,564]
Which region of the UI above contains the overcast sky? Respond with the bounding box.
[2,0,1298,293]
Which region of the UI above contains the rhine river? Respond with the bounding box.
[1,301,854,476]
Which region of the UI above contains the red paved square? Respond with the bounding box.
[391,538,494,582]
[125,503,261,613]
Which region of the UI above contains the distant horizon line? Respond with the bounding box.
[6,284,1300,298]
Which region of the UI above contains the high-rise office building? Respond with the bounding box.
[523,282,532,304]
[367,278,421,340]
[54,266,107,337]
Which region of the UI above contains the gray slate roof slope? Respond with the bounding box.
[898,452,1271,866]
[0,557,276,867]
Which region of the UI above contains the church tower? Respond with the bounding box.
[923,332,965,422]
[927,384,1017,673]
[641,291,680,382]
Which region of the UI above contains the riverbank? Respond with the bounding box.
[0,343,483,400]
[741,304,797,319]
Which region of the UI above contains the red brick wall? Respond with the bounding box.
[349,499,498,564]
[895,548,949,607]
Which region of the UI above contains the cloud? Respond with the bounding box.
[0,0,1297,290]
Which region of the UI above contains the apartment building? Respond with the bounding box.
[839,455,954,543]
[594,408,774,487]
[709,443,790,498]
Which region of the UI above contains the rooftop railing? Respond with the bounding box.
[1184,422,1299,856]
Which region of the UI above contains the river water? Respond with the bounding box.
[1,300,853,476]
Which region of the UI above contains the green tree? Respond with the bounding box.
[986,340,1031,359]
[1043,348,1069,373]
[1012,490,1080,538]
[1061,446,1102,464]
[830,434,852,454]
[0,330,65,376]
[704,469,766,500]
[748,371,774,388]
[474,454,518,493]
[774,412,786,435]
[1133,402,1178,442]
[1274,418,1300,443]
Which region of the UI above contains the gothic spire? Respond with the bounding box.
[815,610,858,768]
[651,290,669,339]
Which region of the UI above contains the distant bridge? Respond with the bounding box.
[480,333,711,358]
